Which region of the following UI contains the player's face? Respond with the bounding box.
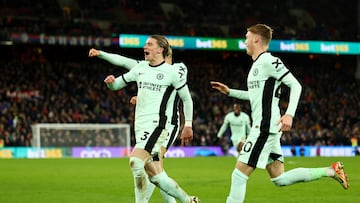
[245,31,255,56]
[233,104,241,116]
[143,37,163,62]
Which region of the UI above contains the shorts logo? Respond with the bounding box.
[156,73,164,80]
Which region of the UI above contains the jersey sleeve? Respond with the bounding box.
[264,55,290,80]
[176,84,193,123]
[107,64,139,90]
[172,63,193,124]
[99,51,139,70]
[228,89,250,100]
[107,75,128,90]
[281,73,302,117]
[176,62,188,83]
[265,55,302,117]
[217,114,229,138]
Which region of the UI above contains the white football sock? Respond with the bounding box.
[146,171,176,202]
[150,171,190,203]
[129,157,148,203]
[271,167,328,186]
[226,169,248,203]
[146,180,156,201]
[159,171,177,203]
[326,167,335,176]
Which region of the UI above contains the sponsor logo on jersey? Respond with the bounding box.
[248,81,260,89]
[141,82,164,91]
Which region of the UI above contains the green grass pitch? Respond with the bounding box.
[1,156,359,203]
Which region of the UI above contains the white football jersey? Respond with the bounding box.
[217,111,251,146]
[247,52,297,133]
[167,62,188,125]
[108,61,191,131]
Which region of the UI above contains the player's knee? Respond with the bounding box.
[149,174,158,185]
[129,157,148,190]
[129,157,145,175]
[271,173,288,187]
[149,171,166,186]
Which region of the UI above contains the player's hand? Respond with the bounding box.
[237,142,244,152]
[210,81,230,95]
[130,96,137,105]
[180,126,193,146]
[88,48,100,57]
[104,75,116,84]
[277,114,293,132]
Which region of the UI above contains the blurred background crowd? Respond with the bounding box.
[0,0,359,149]
[0,0,358,41]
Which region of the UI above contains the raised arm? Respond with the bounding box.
[89,48,139,70]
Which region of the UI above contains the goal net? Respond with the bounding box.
[31,123,131,158]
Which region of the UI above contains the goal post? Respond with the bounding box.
[31,123,131,158]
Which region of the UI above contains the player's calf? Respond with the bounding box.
[129,157,148,202]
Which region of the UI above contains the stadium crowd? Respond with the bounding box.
[0,45,359,149]
[0,0,358,41]
[0,0,359,149]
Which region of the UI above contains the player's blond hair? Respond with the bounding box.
[166,46,173,58]
[150,34,171,58]
[247,24,273,45]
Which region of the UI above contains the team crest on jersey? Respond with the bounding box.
[253,68,258,76]
[156,73,164,80]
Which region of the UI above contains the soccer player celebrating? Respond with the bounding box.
[103,35,199,203]
[217,103,251,153]
[211,24,348,203]
[89,47,189,203]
